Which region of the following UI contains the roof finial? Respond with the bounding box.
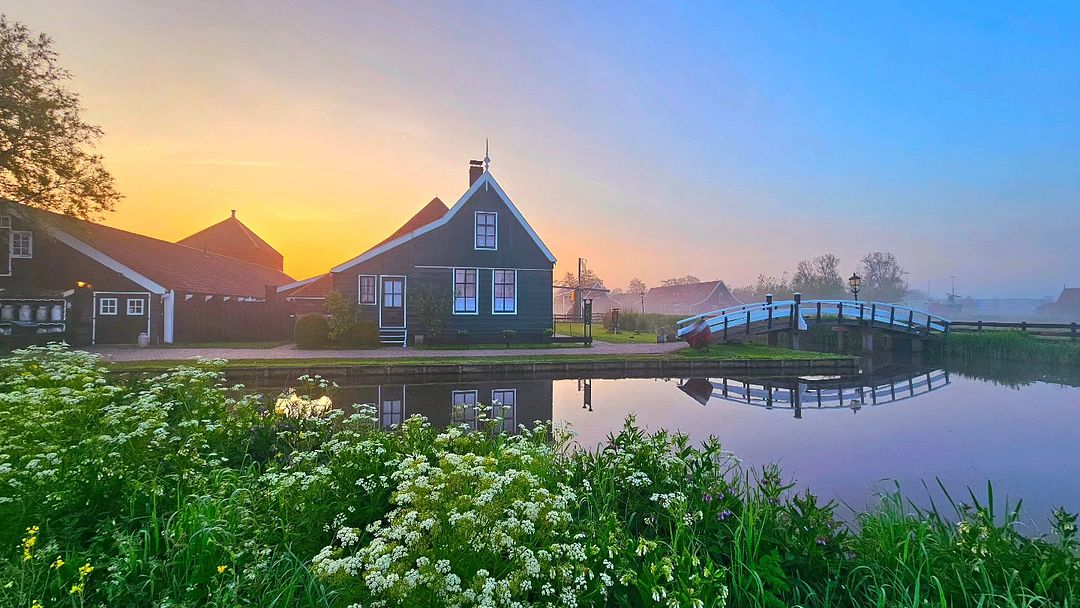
[483,138,490,172]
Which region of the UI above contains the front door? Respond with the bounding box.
[380,276,405,328]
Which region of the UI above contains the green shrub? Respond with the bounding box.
[326,291,379,348]
[294,313,330,349]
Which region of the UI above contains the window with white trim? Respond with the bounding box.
[381,398,403,428]
[11,232,32,258]
[0,216,10,228]
[452,390,479,428]
[382,278,403,307]
[493,269,516,314]
[126,298,145,316]
[453,268,477,313]
[359,275,376,305]
[475,211,497,250]
[99,298,118,316]
[491,389,517,434]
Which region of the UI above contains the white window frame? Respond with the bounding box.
[474,211,498,251]
[492,269,517,315]
[0,216,10,228]
[358,275,377,305]
[379,386,406,429]
[11,231,32,259]
[126,298,145,316]
[491,388,517,434]
[98,298,118,316]
[452,389,479,428]
[453,268,479,315]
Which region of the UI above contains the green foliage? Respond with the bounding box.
[1,345,1078,608]
[932,331,1080,367]
[1,16,121,217]
[413,284,453,338]
[325,291,378,347]
[294,313,331,349]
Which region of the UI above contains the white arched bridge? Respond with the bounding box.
[676,298,950,348]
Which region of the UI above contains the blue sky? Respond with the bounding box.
[9,1,1080,296]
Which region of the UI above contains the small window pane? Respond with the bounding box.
[493,270,516,313]
[99,298,118,315]
[453,269,477,313]
[11,232,32,258]
[475,212,497,249]
[359,276,376,305]
[127,299,145,315]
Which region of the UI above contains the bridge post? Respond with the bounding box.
[791,292,803,350]
[861,329,874,353]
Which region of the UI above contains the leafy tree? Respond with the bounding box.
[1,16,121,218]
[859,251,909,302]
[560,268,604,288]
[661,275,700,287]
[627,278,648,295]
[413,284,452,338]
[791,253,844,298]
[733,273,793,302]
[325,291,378,346]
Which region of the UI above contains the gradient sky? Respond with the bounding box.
[7,1,1080,297]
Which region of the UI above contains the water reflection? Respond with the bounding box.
[677,368,950,418]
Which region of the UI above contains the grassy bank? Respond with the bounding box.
[104,344,847,373]
[931,331,1080,366]
[2,345,1078,607]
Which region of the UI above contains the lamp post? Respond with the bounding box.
[848,273,862,301]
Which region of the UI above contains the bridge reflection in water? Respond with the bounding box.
[677,368,950,418]
[289,366,949,434]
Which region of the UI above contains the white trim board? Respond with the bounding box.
[276,274,325,294]
[331,172,557,272]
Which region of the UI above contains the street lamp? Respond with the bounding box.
[848,273,862,301]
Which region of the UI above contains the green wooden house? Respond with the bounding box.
[279,160,556,345]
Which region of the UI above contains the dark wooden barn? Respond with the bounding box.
[0,201,293,345]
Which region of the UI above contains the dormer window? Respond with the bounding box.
[475,211,497,250]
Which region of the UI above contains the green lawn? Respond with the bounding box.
[106,344,849,372]
[554,321,660,344]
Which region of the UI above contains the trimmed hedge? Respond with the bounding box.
[294,314,331,349]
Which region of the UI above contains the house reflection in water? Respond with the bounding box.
[331,379,555,433]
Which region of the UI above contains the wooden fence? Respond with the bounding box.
[174,298,291,343]
[949,320,1079,339]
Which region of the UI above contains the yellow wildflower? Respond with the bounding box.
[78,563,94,577]
[51,556,65,570]
[217,564,228,574]
[69,583,84,595]
[32,601,44,608]
[21,526,39,561]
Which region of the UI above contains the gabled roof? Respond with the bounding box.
[7,202,293,297]
[1056,288,1080,306]
[278,273,332,298]
[645,280,741,311]
[374,197,448,249]
[331,172,556,272]
[177,211,284,270]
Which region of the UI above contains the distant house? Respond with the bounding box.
[278,160,556,345]
[0,202,293,345]
[643,280,741,316]
[1037,288,1080,320]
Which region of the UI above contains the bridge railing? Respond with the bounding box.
[676,299,950,341]
[689,369,950,410]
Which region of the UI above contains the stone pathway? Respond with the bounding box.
[87,340,685,362]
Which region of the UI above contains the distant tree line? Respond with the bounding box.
[732,252,910,303]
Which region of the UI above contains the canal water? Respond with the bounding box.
[260,357,1080,530]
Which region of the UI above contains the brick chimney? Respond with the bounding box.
[469,159,484,186]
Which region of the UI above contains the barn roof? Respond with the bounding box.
[374,197,449,249]
[177,210,284,270]
[8,202,293,297]
[278,273,333,298]
[645,280,741,312]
